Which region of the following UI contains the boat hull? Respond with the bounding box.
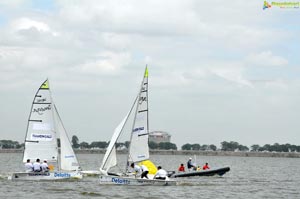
[169,167,230,178]
[99,175,177,186]
[9,171,83,181]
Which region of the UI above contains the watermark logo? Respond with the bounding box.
[263,1,272,9]
[263,1,300,9]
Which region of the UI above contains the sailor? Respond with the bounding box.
[153,166,167,180]
[178,163,185,172]
[33,158,42,172]
[140,164,149,179]
[196,166,201,171]
[24,159,33,172]
[130,163,141,177]
[187,157,195,171]
[202,162,210,170]
[41,159,49,172]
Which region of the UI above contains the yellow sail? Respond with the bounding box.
[139,160,157,174]
[41,79,49,89]
[144,66,148,77]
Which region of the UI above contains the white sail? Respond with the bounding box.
[128,67,149,163]
[100,97,137,171]
[54,105,80,171]
[23,80,58,163]
[100,115,127,171]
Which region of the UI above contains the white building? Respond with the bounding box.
[149,131,171,143]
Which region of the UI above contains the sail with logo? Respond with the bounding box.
[127,67,149,164]
[98,67,176,185]
[9,79,82,181]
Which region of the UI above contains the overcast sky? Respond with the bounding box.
[1,0,300,148]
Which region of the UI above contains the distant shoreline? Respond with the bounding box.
[1,149,299,158]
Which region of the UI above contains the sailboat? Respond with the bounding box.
[98,66,176,186]
[9,80,82,181]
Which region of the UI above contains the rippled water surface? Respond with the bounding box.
[1,153,300,198]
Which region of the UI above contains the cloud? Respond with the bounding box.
[11,17,50,32]
[0,0,25,7]
[76,51,132,75]
[0,0,299,147]
[246,51,288,67]
[53,0,276,51]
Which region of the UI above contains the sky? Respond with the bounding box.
[0,0,300,148]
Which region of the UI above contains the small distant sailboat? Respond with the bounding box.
[98,66,176,186]
[9,80,82,181]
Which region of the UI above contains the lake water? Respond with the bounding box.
[0,153,299,198]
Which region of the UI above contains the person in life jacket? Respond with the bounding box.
[202,162,210,170]
[178,163,185,172]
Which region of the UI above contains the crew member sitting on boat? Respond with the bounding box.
[154,166,167,180]
[130,163,141,177]
[178,163,185,172]
[24,159,33,172]
[202,162,210,170]
[187,158,196,171]
[140,164,149,179]
[41,159,49,172]
[33,158,42,172]
[196,166,201,171]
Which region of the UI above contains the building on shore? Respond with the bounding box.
[149,131,171,143]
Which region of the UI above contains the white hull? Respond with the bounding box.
[99,175,177,186]
[9,171,82,181]
[80,170,101,176]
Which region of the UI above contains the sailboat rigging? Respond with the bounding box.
[98,66,176,185]
[9,79,82,181]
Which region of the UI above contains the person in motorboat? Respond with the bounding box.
[41,159,50,172]
[153,166,167,180]
[140,164,149,179]
[178,163,185,172]
[24,159,33,172]
[187,158,196,171]
[196,166,201,171]
[33,158,42,172]
[130,163,142,177]
[202,162,210,170]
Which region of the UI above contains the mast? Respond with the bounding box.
[126,66,149,166]
[146,65,149,142]
[48,80,60,170]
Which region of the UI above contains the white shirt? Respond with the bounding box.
[154,169,167,178]
[24,162,33,172]
[141,165,148,172]
[133,165,141,174]
[41,162,49,171]
[33,162,41,171]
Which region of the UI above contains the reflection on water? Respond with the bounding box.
[1,153,300,198]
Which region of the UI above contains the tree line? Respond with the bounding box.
[71,135,178,150]
[0,140,24,149]
[1,137,300,153]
